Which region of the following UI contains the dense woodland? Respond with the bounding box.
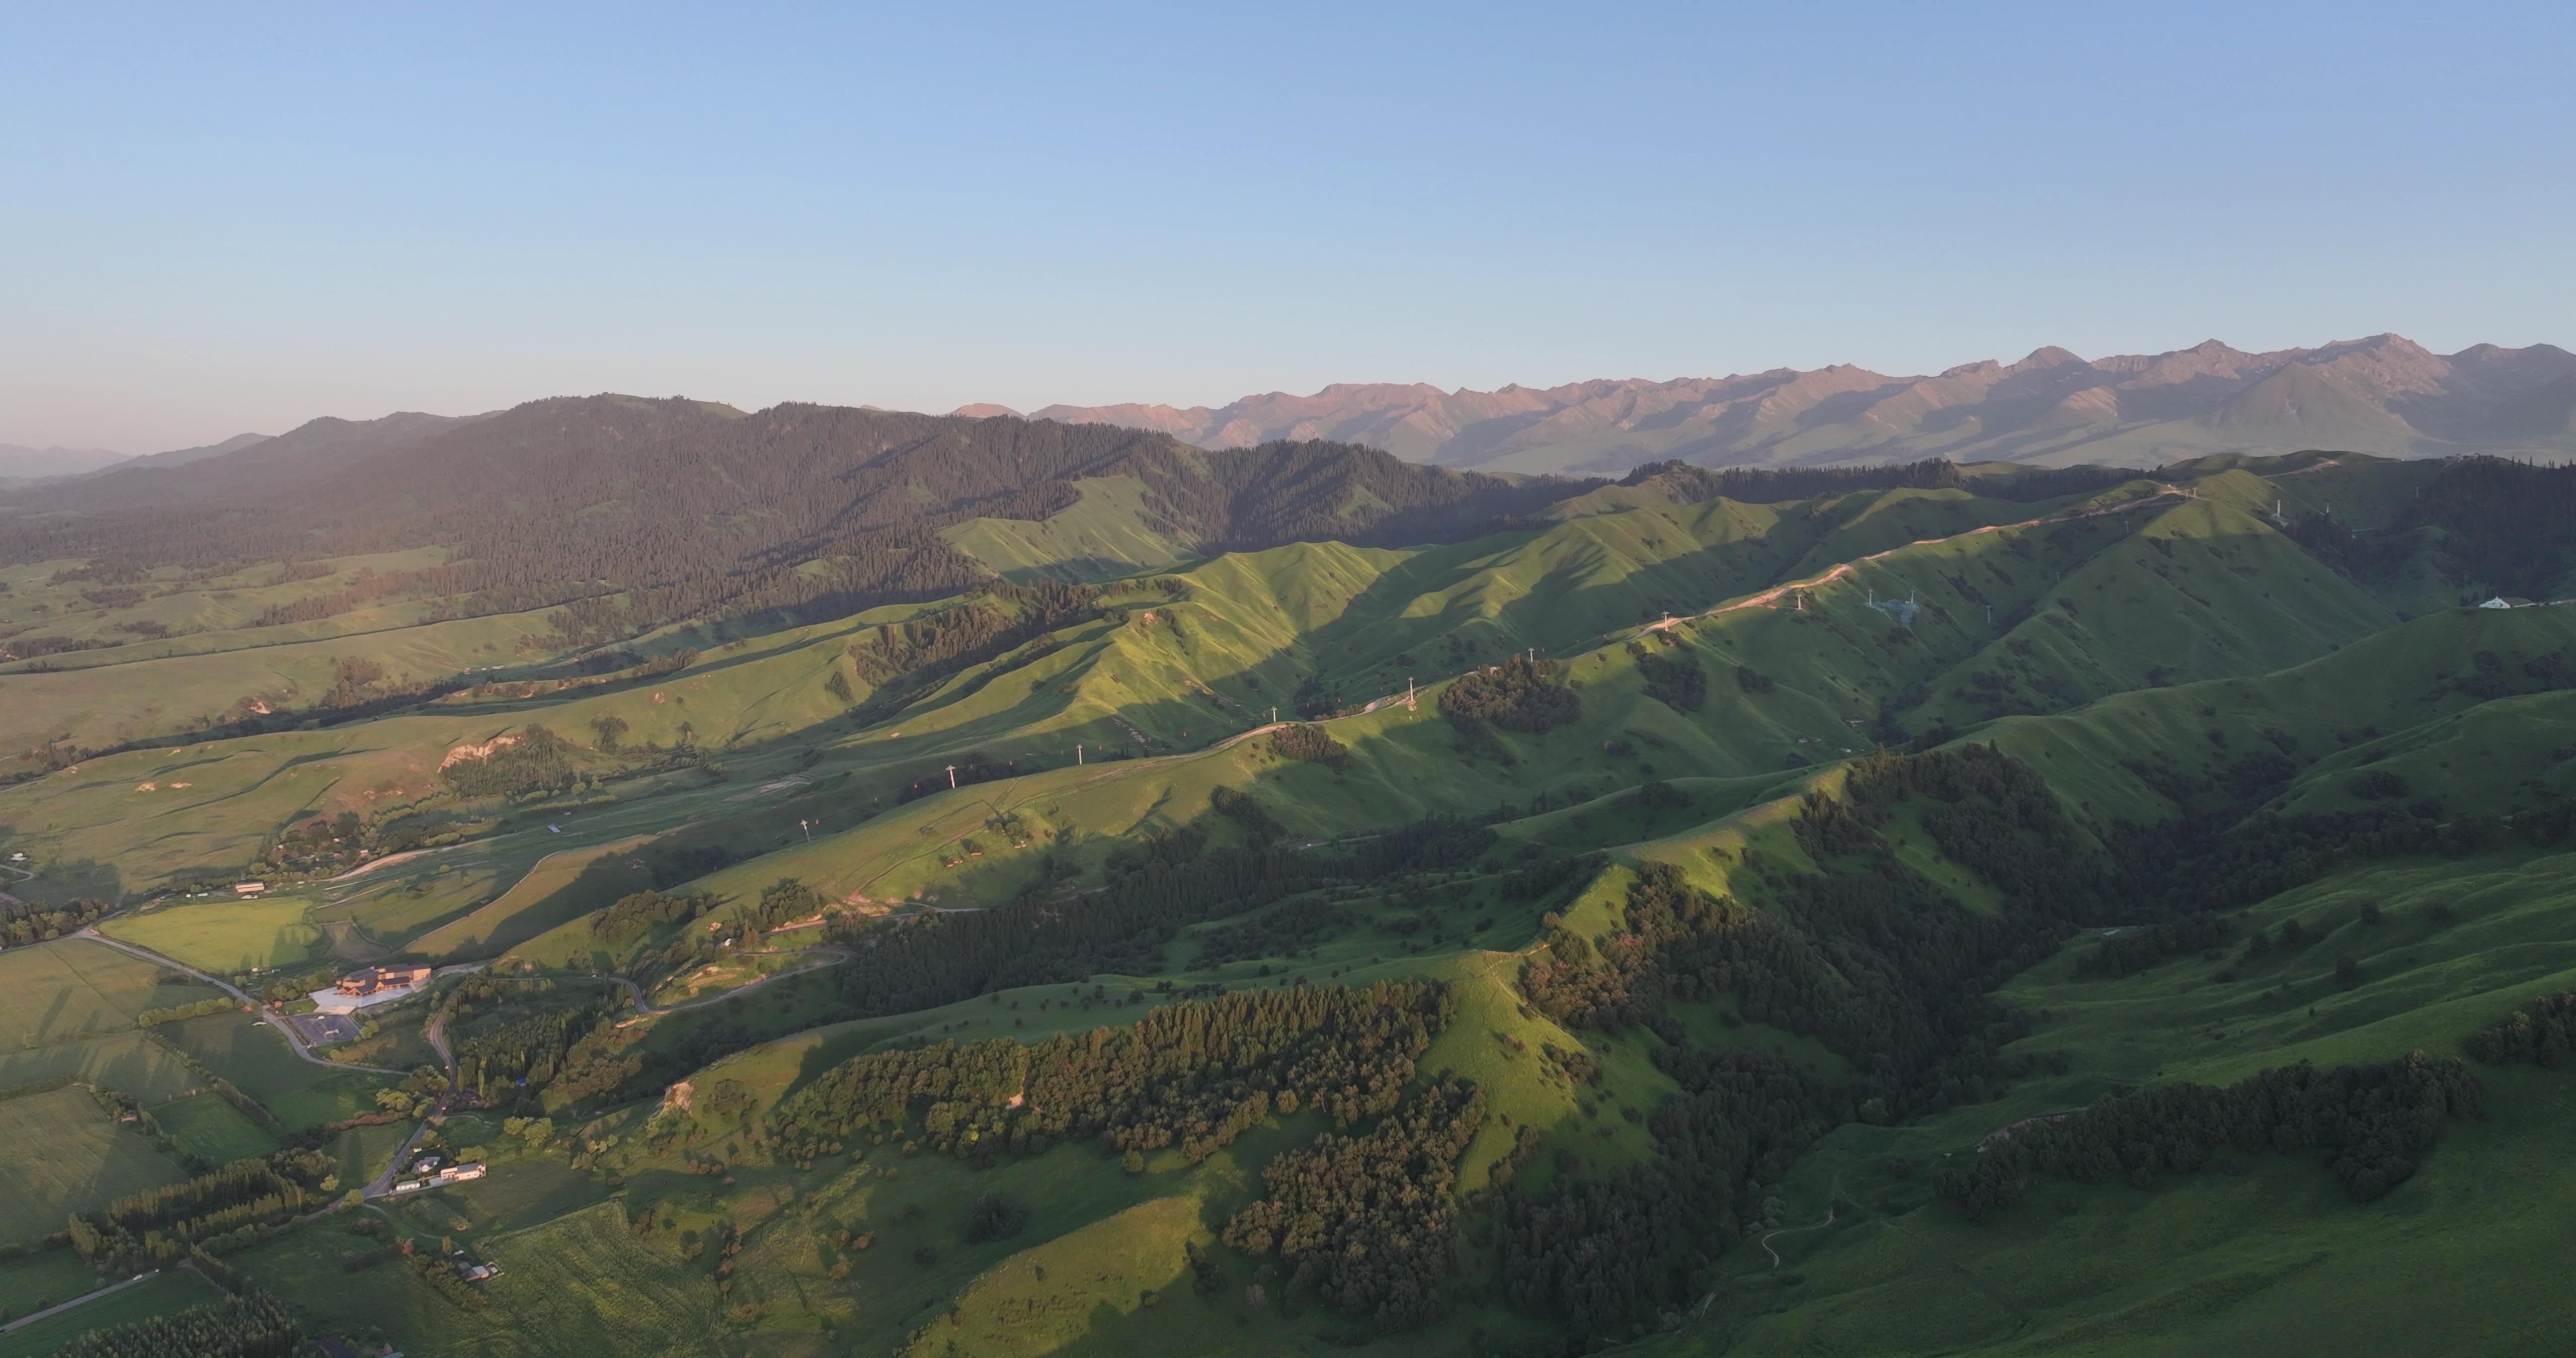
[1503,747,2119,1337]
[768,981,1454,1166]
[1439,654,1582,734]
[0,399,1600,642]
[1222,1076,1486,1329]
[52,1288,302,1358]
[1935,1052,2483,1216]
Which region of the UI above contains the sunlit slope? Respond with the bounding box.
[939,474,1196,581]
[518,491,2426,921]
[0,605,922,900]
[1972,603,2576,826]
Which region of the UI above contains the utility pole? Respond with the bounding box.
[1270,706,1278,724]
[945,765,957,789]
[799,819,812,842]
[1406,676,1416,711]
[1076,744,1083,765]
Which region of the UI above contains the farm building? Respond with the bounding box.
[312,963,438,1013]
[233,881,268,896]
[335,964,435,997]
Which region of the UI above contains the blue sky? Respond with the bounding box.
[5,1,2570,450]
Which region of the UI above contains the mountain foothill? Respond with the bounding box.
[5,362,2576,1356]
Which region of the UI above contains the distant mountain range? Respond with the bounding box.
[968,334,2576,473]
[0,444,131,479]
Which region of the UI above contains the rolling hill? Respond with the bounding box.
[11,439,2576,1356]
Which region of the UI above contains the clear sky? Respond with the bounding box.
[5,1,2570,452]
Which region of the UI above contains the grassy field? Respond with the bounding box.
[0,1031,206,1106]
[159,1010,392,1128]
[0,1085,187,1245]
[0,1266,227,1358]
[0,1248,119,1325]
[102,896,324,973]
[149,1090,282,1163]
[0,937,225,1049]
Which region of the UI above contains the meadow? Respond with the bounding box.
[148,1090,282,1163]
[102,896,323,973]
[0,1086,186,1245]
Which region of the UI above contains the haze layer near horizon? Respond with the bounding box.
[4,0,2571,452]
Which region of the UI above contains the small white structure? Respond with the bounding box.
[2481,597,2537,609]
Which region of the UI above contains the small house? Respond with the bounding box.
[2481,597,2537,609]
[233,881,268,896]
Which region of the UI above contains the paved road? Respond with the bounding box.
[73,927,405,1075]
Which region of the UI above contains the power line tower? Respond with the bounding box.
[944,765,958,789]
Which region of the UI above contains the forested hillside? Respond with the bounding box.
[7,444,2576,1357]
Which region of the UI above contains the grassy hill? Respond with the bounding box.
[18,448,2576,1356]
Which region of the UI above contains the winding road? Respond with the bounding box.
[72,926,405,1075]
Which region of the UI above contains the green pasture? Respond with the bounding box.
[0,938,223,1049]
[102,896,321,973]
[0,1085,187,1245]
[158,1010,392,1128]
[149,1090,281,1163]
[0,1031,205,1106]
[0,1267,226,1358]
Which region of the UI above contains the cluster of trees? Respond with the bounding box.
[1191,897,1349,967]
[0,893,110,948]
[67,1149,337,1271]
[589,888,711,943]
[1439,654,1580,734]
[1501,1049,1839,1338]
[1628,640,1705,711]
[53,1287,301,1358]
[769,981,1453,1168]
[849,580,1101,721]
[2075,913,2231,978]
[1937,1052,2482,1217]
[437,724,580,799]
[2404,455,2576,599]
[2465,990,2576,1066]
[1222,1077,1486,1329]
[1268,723,1351,768]
[452,984,626,1105]
[962,1192,1030,1244]
[826,829,1325,1017]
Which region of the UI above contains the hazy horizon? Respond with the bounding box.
[8,1,2572,452]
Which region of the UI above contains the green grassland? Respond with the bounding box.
[0,1030,205,1106]
[157,1010,390,1128]
[16,452,2576,1355]
[0,1085,188,1245]
[1626,843,2576,1357]
[0,937,223,1047]
[149,1089,283,1162]
[103,895,324,972]
[0,1247,124,1326]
